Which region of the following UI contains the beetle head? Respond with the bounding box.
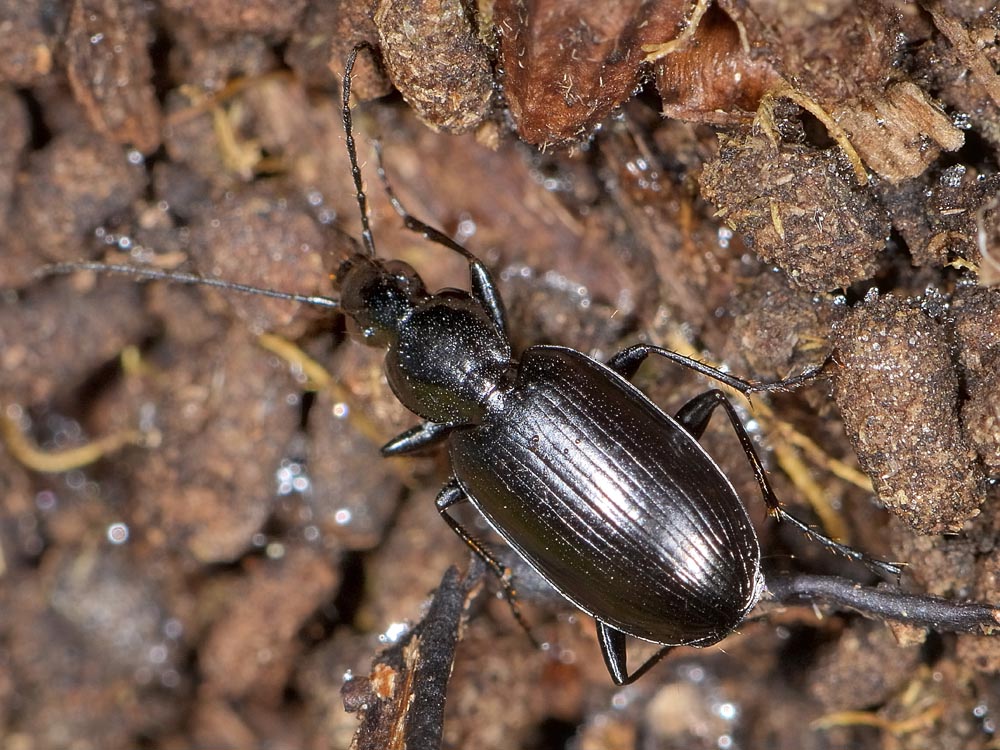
[337,255,428,347]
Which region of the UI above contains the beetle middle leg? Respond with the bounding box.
[435,478,538,642]
[674,389,902,579]
[607,343,819,394]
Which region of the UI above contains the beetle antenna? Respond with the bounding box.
[35,262,340,310]
[343,43,377,258]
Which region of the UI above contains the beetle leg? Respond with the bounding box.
[436,479,538,643]
[381,421,452,456]
[596,621,674,686]
[373,142,509,338]
[606,344,819,394]
[676,389,902,579]
[674,389,726,439]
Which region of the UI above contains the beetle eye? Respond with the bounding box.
[383,260,426,294]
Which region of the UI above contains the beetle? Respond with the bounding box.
[41,45,1000,686]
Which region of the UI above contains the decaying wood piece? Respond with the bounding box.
[715,1,966,182]
[375,0,494,133]
[343,563,485,750]
[495,0,690,145]
[834,293,986,534]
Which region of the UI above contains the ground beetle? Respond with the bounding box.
[42,46,1000,685]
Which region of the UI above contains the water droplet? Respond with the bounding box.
[163,618,184,639]
[107,522,129,544]
[379,622,409,643]
[35,490,57,512]
[717,702,737,720]
[148,643,168,664]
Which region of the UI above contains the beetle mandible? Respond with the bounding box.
[42,45,1000,686]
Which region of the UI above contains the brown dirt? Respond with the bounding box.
[1,2,999,749]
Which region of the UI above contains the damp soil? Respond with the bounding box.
[1,2,999,749]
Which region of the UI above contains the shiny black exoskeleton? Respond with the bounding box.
[43,46,1000,686]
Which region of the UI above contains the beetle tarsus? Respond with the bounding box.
[769,512,904,579]
[745,364,825,394]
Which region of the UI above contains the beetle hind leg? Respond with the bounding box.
[597,621,674,685]
[436,478,539,644]
[606,343,820,394]
[676,390,903,580]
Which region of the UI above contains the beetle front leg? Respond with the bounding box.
[676,389,903,580]
[436,479,536,642]
[607,344,819,394]
[381,421,452,456]
[596,621,674,686]
[373,142,509,337]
